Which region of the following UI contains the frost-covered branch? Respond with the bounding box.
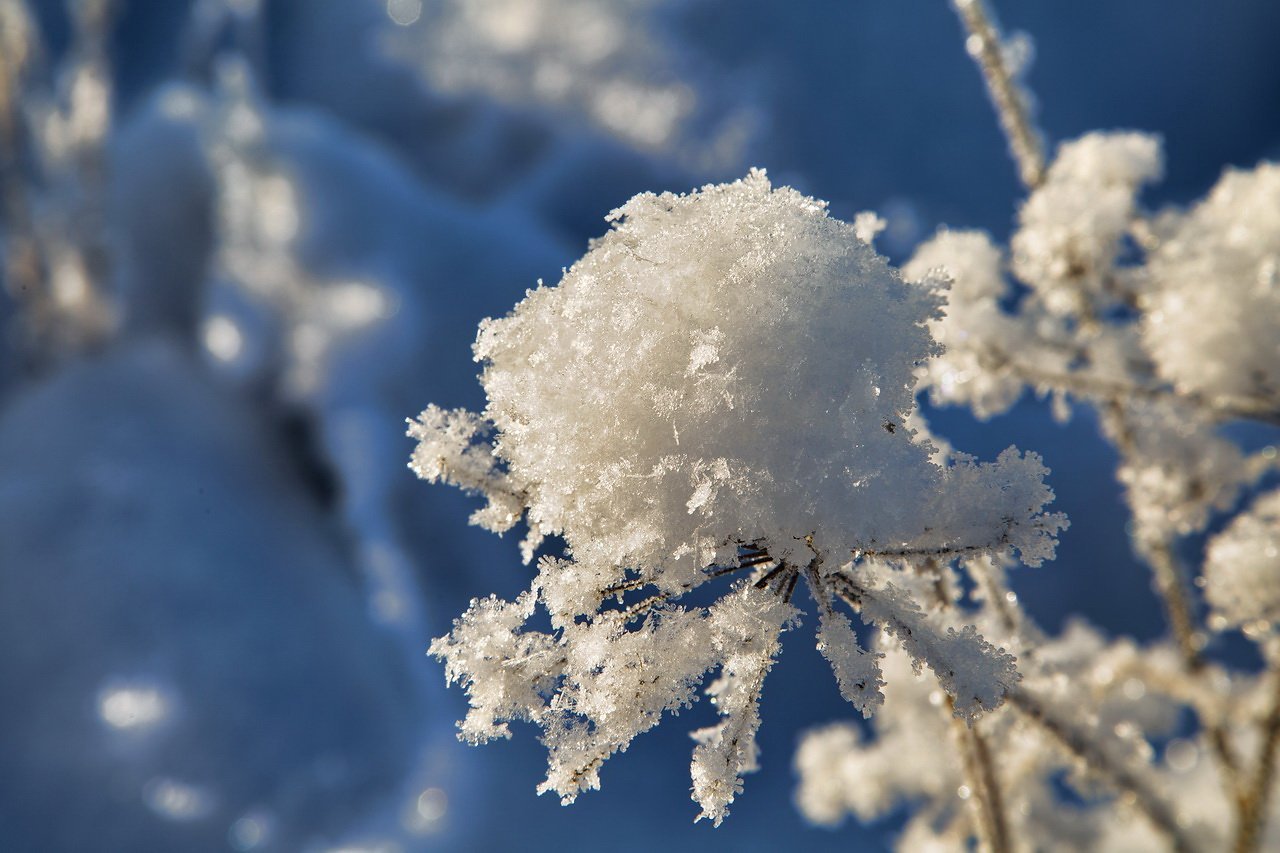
[897,56,1280,842]
[949,0,1044,188]
[948,696,1012,853]
[832,574,1020,721]
[973,339,1280,428]
[1006,687,1192,852]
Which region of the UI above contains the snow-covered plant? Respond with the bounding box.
[1140,162,1280,407]
[411,168,1068,824]
[791,2,1280,851]
[413,1,1280,850]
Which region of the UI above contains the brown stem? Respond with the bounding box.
[949,696,1012,853]
[1233,668,1280,853]
[1141,538,1206,673]
[855,531,1011,561]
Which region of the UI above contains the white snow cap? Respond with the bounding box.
[414,170,1064,825]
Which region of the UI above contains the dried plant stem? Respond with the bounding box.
[1234,667,1280,852]
[1102,401,1245,808]
[1008,687,1192,852]
[911,557,1012,853]
[1140,538,1205,673]
[965,557,1027,640]
[949,698,1012,853]
[949,0,1044,188]
[978,342,1280,428]
[968,720,1012,853]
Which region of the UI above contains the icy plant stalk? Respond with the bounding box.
[792,5,1280,851]
[411,169,1066,825]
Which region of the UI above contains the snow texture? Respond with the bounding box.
[1141,162,1280,406]
[415,170,1064,822]
[1204,489,1280,629]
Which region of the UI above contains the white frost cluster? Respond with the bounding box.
[1012,132,1161,317]
[460,170,1062,578]
[1105,402,1249,540]
[413,171,1065,823]
[1203,489,1280,630]
[909,130,1280,430]
[906,133,1277,544]
[858,125,1280,850]
[904,228,1035,418]
[907,132,1166,420]
[1141,162,1280,405]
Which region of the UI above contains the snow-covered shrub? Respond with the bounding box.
[3,0,1277,849]
[788,5,1280,850]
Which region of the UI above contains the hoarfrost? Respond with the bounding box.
[413,170,1064,821]
[1203,489,1280,629]
[1141,162,1280,406]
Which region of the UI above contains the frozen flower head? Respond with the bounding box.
[1141,162,1280,406]
[478,168,947,578]
[411,170,1065,824]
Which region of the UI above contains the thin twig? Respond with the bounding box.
[968,718,1013,853]
[1233,667,1280,853]
[1008,687,1192,852]
[1140,538,1206,673]
[949,0,1045,188]
[949,700,1012,853]
[855,532,1010,562]
[978,342,1280,428]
